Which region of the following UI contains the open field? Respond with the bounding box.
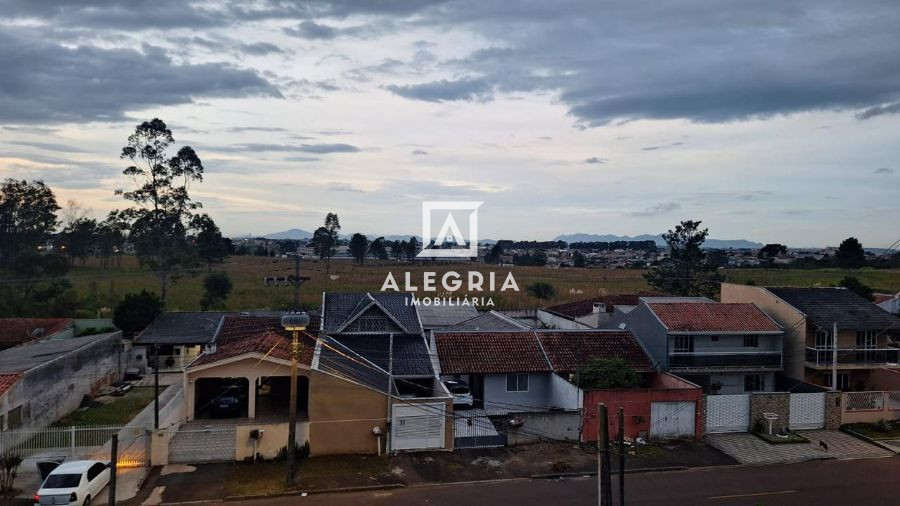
[68,256,900,311]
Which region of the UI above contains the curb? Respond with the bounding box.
[531,465,689,480]
[840,427,900,455]
[223,483,406,501]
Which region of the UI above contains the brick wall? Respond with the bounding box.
[750,392,790,434]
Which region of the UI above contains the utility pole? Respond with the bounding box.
[597,403,612,506]
[287,328,300,483]
[108,434,118,506]
[618,407,625,506]
[153,343,159,429]
[292,253,301,310]
[831,322,838,391]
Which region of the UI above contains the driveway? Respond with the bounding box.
[706,430,892,465]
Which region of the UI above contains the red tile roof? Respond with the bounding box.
[434,331,552,374]
[647,302,781,333]
[0,373,21,396]
[537,331,654,373]
[546,292,664,317]
[191,330,317,368]
[0,318,72,348]
[190,315,318,368]
[874,293,898,305]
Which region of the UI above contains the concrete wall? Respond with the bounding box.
[536,309,593,330]
[624,303,669,368]
[484,372,552,413]
[868,368,900,390]
[548,373,582,410]
[582,380,703,441]
[308,370,389,456]
[705,372,776,394]
[721,283,806,380]
[506,411,582,445]
[235,422,310,460]
[0,332,122,431]
[750,392,790,434]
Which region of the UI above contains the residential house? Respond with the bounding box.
[415,305,480,330]
[0,318,74,351]
[444,310,533,331]
[875,293,900,314]
[432,329,653,414]
[538,292,664,329]
[0,331,123,431]
[721,284,900,390]
[624,297,784,394]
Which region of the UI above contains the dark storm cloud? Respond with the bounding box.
[874,167,895,174]
[583,157,605,164]
[0,0,228,29]
[412,150,429,156]
[384,0,900,125]
[0,30,280,123]
[386,77,493,103]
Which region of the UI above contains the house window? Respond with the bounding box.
[673,335,694,353]
[823,372,850,391]
[710,335,719,342]
[815,330,832,349]
[359,317,388,332]
[506,373,529,392]
[856,330,877,349]
[744,374,764,392]
[743,335,759,348]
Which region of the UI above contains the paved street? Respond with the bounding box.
[204,457,898,506]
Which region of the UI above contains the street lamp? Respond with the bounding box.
[280,311,310,485]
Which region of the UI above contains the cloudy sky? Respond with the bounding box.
[1,1,899,247]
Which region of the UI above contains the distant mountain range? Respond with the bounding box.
[254,229,761,249]
[554,233,763,250]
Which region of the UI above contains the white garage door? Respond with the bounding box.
[650,401,695,439]
[705,394,750,434]
[391,403,446,451]
[790,393,826,430]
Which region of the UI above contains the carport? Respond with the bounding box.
[194,377,249,419]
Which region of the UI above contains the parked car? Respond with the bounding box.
[210,395,242,418]
[443,379,474,408]
[34,460,110,506]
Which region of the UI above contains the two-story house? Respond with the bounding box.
[722,284,900,390]
[624,297,784,394]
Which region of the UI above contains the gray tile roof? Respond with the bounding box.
[135,312,230,345]
[766,287,900,331]
[322,293,422,333]
[316,335,391,392]
[416,305,480,329]
[446,310,532,331]
[330,333,434,377]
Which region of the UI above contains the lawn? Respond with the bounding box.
[67,255,900,312]
[53,386,157,426]
[843,421,900,440]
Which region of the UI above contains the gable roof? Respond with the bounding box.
[766,287,900,331]
[546,292,664,318]
[646,302,782,333]
[446,310,531,331]
[0,373,21,396]
[416,305,480,329]
[190,330,317,368]
[0,318,72,349]
[322,293,422,334]
[434,331,551,374]
[537,330,654,373]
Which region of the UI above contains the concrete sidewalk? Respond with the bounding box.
[706,430,892,465]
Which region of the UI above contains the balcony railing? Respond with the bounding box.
[668,352,782,370]
[805,347,900,366]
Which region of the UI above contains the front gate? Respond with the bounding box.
[453,409,505,449]
[705,394,750,433]
[168,423,236,463]
[0,425,148,473]
[789,393,825,429]
[650,401,696,439]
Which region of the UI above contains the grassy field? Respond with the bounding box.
[68,255,900,312]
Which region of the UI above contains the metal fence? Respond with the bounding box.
[0,425,149,473]
[845,391,885,411]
